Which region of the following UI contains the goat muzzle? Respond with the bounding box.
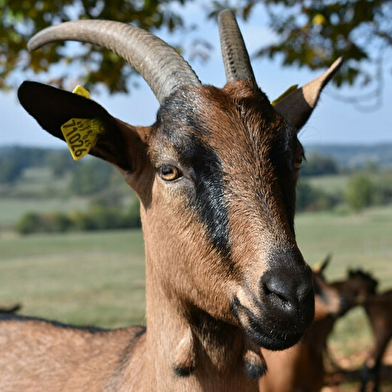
[232,261,314,350]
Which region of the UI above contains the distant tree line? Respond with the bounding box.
[297,173,392,214]
[295,152,392,213]
[0,147,141,235]
[296,182,338,212]
[0,147,75,184]
[16,198,141,235]
[300,154,339,177]
[0,147,128,195]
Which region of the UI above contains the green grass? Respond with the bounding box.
[296,205,392,288]
[0,230,145,328]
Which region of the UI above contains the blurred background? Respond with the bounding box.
[1,1,392,390]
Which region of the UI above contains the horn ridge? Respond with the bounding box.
[218,10,257,85]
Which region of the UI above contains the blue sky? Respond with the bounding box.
[1,4,391,148]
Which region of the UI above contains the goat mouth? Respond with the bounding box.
[231,296,305,350]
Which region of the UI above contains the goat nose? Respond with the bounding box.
[260,265,313,313]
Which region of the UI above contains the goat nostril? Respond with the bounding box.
[263,284,287,303]
[260,267,313,309]
[261,276,293,307]
[276,293,289,304]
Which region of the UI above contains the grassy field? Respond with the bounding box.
[0,230,146,327]
[297,206,392,288]
[0,205,391,389]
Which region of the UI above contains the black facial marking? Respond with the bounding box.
[269,126,299,232]
[156,91,232,260]
[188,136,231,259]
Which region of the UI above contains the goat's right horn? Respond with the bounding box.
[28,20,201,103]
[218,10,257,86]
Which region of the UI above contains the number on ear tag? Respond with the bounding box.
[60,86,105,161]
[61,118,105,161]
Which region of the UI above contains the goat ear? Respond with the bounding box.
[274,58,344,132]
[312,253,332,275]
[18,81,147,172]
[319,253,332,273]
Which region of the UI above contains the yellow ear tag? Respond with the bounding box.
[271,84,299,106]
[60,85,105,161]
[72,85,91,99]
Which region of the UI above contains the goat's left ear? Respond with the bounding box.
[319,253,332,273]
[312,253,332,275]
[274,58,344,131]
[18,81,147,172]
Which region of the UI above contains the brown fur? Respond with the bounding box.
[0,319,145,391]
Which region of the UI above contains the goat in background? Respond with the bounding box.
[0,10,342,392]
[360,286,392,392]
[330,269,378,311]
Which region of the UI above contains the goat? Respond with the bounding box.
[0,10,342,391]
[360,287,392,392]
[259,258,378,392]
[330,269,378,310]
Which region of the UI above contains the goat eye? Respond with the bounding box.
[159,164,182,181]
[294,158,302,170]
[294,153,305,170]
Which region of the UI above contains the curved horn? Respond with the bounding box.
[28,20,201,103]
[218,10,257,85]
